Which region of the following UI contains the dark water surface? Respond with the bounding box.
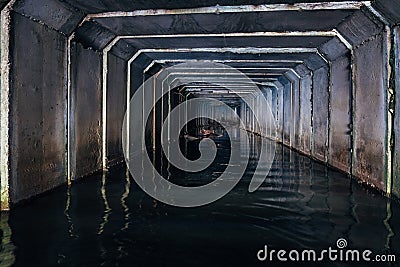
[1,132,399,267]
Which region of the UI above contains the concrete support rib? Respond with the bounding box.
[0,0,15,211]
[394,27,400,198]
[67,34,73,185]
[102,41,113,170]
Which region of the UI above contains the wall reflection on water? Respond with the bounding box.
[0,130,399,267]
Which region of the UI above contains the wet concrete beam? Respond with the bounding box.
[13,0,84,35]
[9,12,67,203]
[70,42,102,179]
[106,53,127,166]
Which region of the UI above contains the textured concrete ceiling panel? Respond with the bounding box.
[373,0,400,24]
[337,9,384,46]
[142,51,317,62]
[123,36,333,49]
[159,61,302,73]
[92,10,356,35]
[13,0,84,34]
[294,64,311,77]
[304,53,327,70]
[319,37,349,61]
[74,20,115,50]
[109,39,137,60]
[277,75,291,85]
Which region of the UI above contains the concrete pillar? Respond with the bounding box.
[0,5,12,210]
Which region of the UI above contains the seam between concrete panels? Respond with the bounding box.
[66,34,74,184]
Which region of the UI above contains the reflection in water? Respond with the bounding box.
[3,131,400,267]
[64,185,77,238]
[98,171,111,235]
[121,168,131,232]
[384,201,395,250]
[0,213,15,267]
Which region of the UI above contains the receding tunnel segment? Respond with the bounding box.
[0,0,400,210]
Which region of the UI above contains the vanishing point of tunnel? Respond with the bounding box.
[0,0,400,266]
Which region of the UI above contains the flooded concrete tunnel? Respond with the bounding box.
[1,0,400,265]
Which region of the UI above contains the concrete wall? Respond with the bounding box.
[70,42,102,179]
[9,12,67,203]
[106,53,127,166]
